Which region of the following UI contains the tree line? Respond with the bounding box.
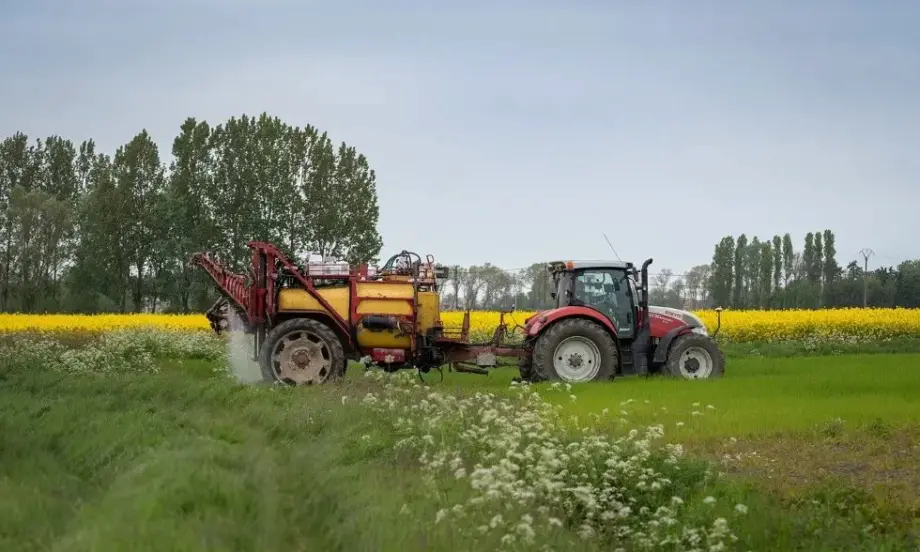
[439,231,920,311]
[0,113,383,313]
[5,115,918,315]
[704,230,910,310]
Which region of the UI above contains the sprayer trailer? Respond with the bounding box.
[190,241,725,386]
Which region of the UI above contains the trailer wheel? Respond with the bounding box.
[259,318,346,385]
[531,319,617,383]
[663,333,725,379]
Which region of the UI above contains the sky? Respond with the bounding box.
[2,0,919,276]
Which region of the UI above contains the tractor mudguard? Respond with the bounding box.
[652,326,694,364]
[525,306,618,338]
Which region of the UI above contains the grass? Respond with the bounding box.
[0,362,467,552]
[2,331,920,551]
[398,354,920,438]
[410,354,920,521]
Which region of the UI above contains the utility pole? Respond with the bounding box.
[859,248,874,307]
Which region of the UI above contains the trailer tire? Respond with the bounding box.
[531,318,617,383]
[259,317,346,386]
[663,333,725,380]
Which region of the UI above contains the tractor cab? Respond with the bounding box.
[547,260,645,339]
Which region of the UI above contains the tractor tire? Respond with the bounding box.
[259,317,346,386]
[530,319,618,383]
[663,333,725,380]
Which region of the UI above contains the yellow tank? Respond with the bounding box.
[276,281,441,351]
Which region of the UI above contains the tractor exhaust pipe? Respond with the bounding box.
[633,258,653,377]
[640,258,653,325]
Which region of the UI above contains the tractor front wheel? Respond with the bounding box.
[663,333,725,380]
[530,319,618,383]
[259,318,346,385]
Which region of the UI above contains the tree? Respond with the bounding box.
[759,241,773,308]
[743,236,762,305]
[650,268,683,308]
[67,152,125,311]
[685,264,711,308]
[772,235,782,292]
[732,234,747,308]
[803,232,815,284]
[822,229,839,286]
[782,233,794,287]
[521,262,554,310]
[161,117,216,312]
[894,260,920,308]
[113,130,166,311]
[0,133,43,311]
[320,141,383,264]
[709,236,734,308]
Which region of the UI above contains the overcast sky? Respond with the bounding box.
[2,0,918,275]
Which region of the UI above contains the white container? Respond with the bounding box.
[307,261,350,276]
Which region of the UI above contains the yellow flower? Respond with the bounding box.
[442,308,920,343]
[6,307,920,344]
[0,313,210,334]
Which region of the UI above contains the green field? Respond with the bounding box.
[1,333,919,551]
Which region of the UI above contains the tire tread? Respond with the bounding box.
[531,318,618,382]
[663,332,725,379]
[258,317,346,385]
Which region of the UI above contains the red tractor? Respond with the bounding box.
[516,259,725,382]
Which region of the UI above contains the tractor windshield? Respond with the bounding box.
[553,268,636,338]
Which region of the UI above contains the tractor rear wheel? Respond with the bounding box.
[663,333,725,379]
[259,318,346,385]
[530,319,617,383]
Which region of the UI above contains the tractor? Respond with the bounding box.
[516,260,724,383]
[190,241,725,386]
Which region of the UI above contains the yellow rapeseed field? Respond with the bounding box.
[3,308,920,343]
[0,313,210,334]
[441,308,920,342]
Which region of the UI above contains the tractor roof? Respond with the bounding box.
[548,260,633,271]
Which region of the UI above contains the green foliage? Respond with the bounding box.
[0,114,384,313]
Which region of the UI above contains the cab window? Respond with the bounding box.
[572,269,635,337]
